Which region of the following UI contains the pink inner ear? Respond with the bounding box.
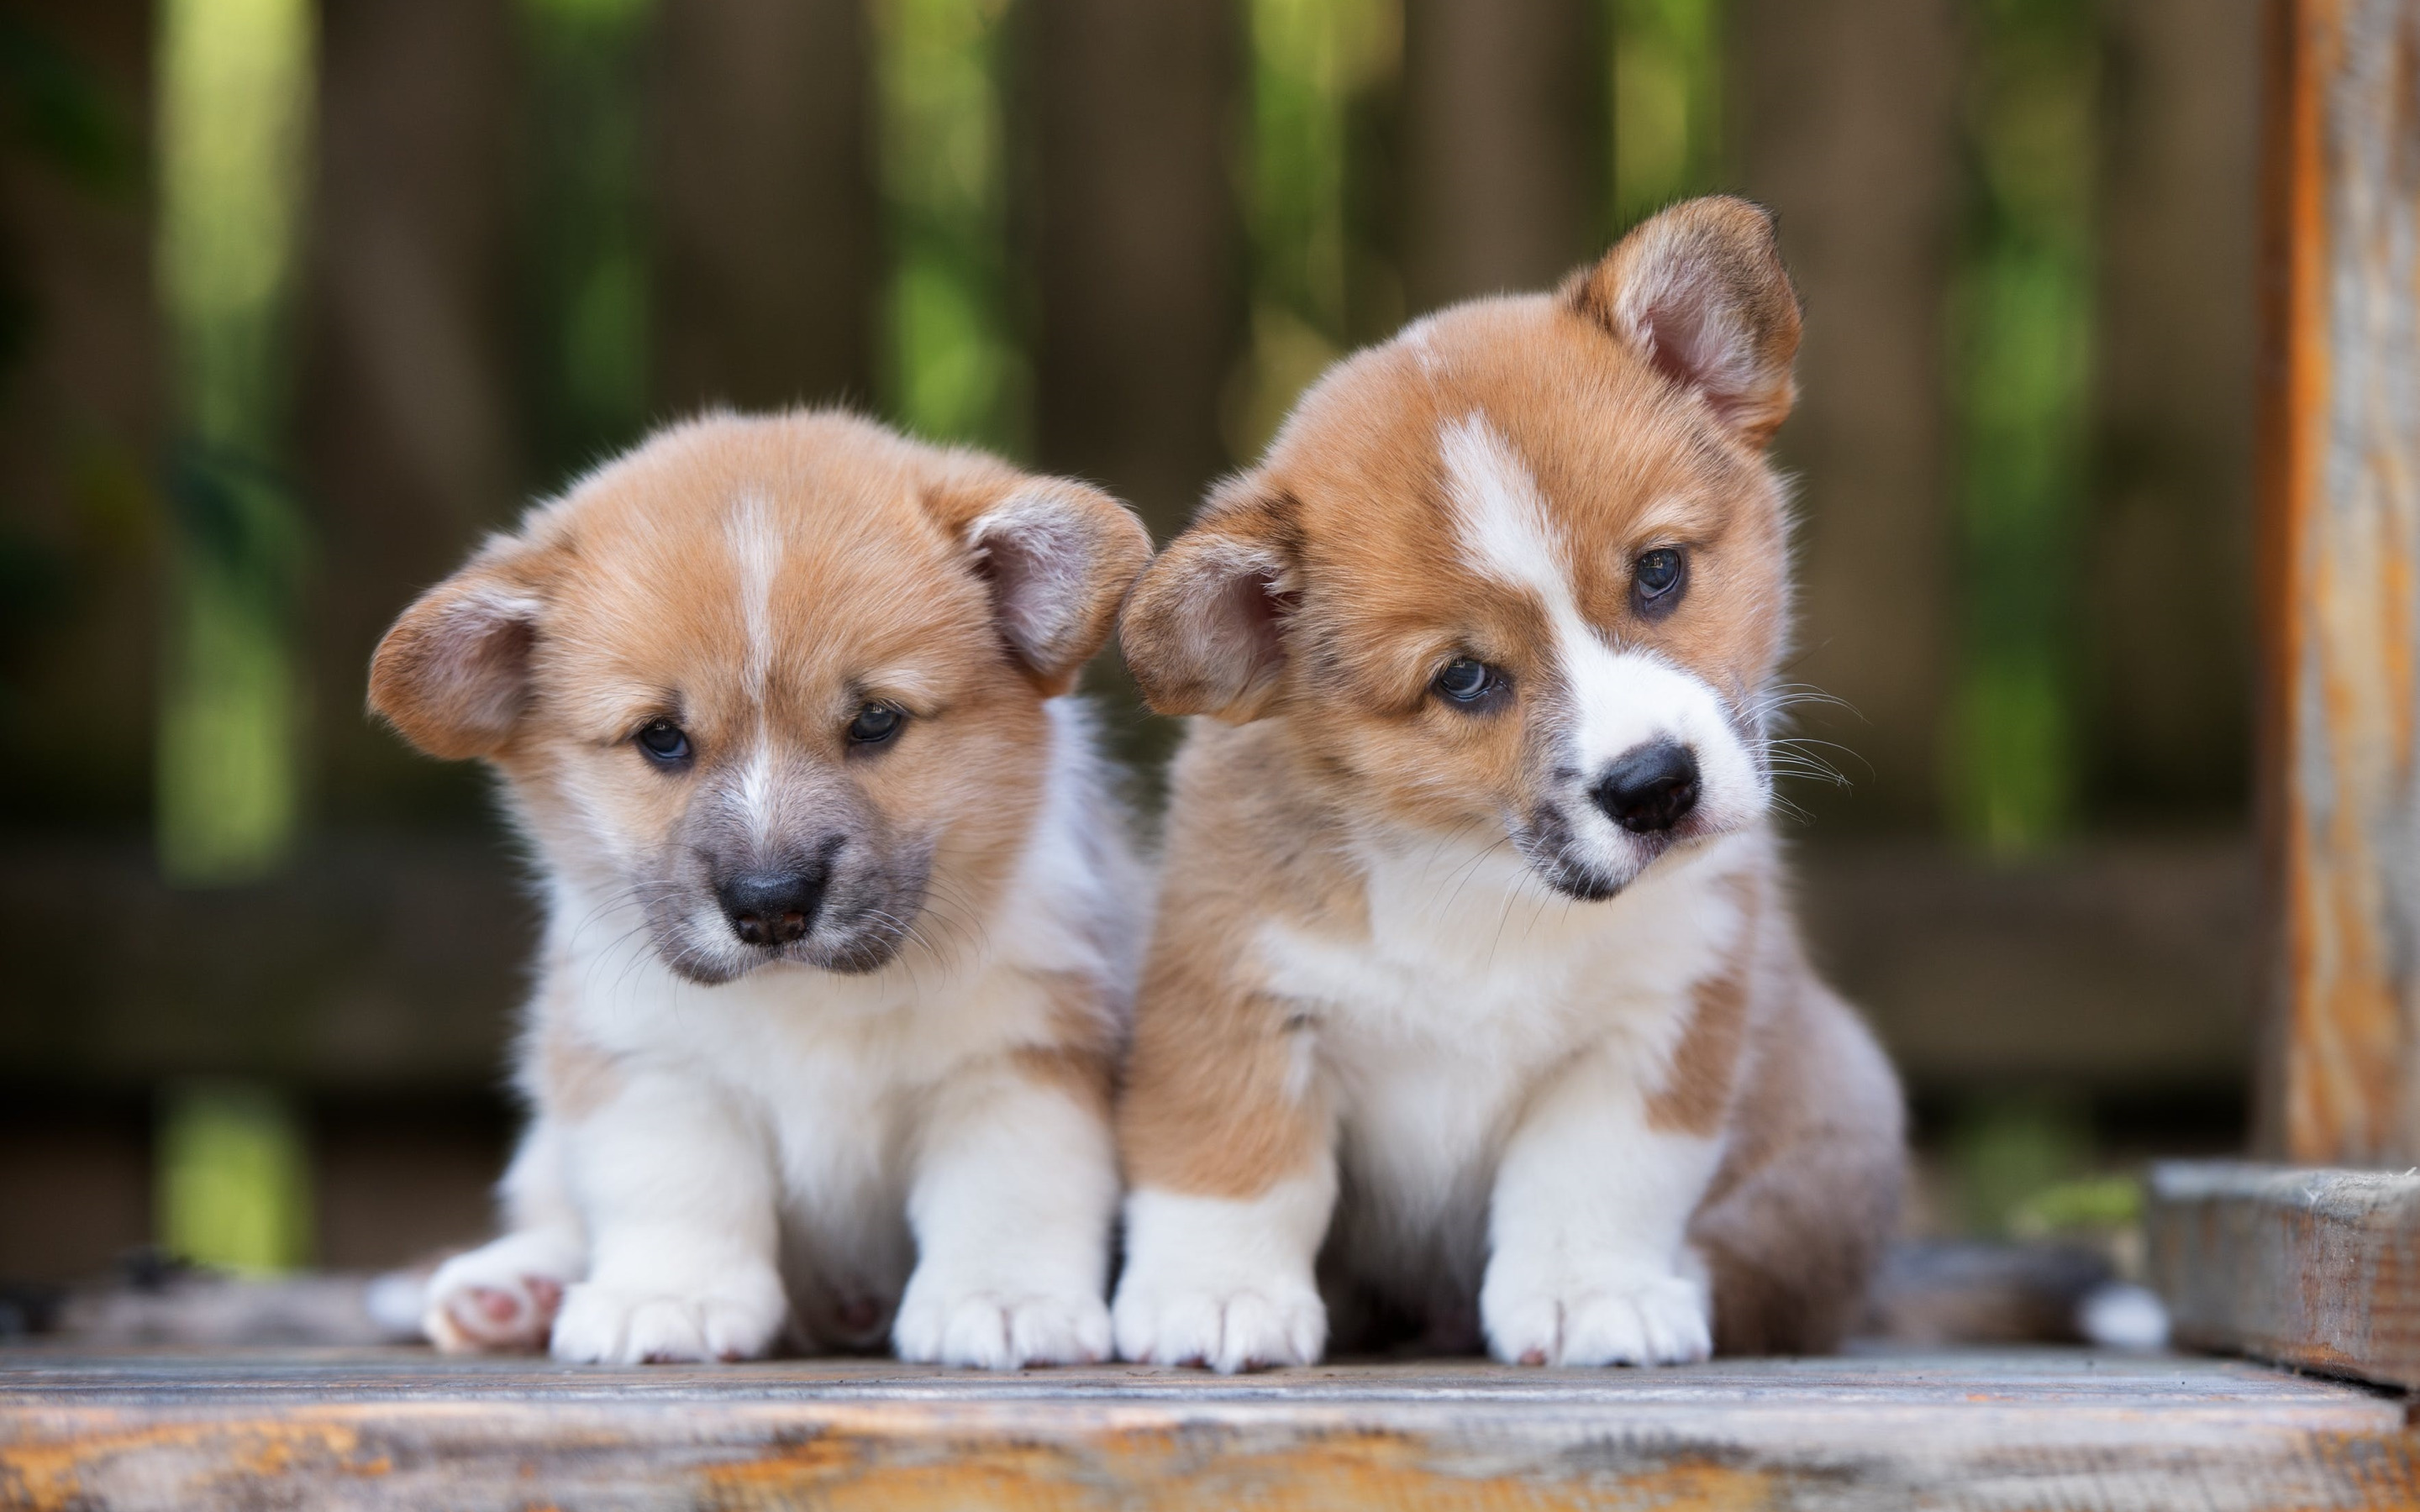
[1205,558,1291,675]
[421,592,539,734]
[1629,269,1757,424]
[971,498,1097,675]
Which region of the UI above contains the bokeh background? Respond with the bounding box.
[0,0,2254,1293]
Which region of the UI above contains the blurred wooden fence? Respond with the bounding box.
[0,0,2266,1274]
[0,0,2260,843]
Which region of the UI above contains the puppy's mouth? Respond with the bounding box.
[637,850,936,985]
[1510,800,1734,902]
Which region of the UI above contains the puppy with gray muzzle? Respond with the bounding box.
[1110,197,1906,1371]
[371,410,1150,1367]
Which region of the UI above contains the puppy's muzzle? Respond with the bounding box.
[1591,739,1701,834]
[717,865,829,948]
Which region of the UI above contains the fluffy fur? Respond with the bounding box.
[1112,197,1905,1371]
[369,410,1151,1367]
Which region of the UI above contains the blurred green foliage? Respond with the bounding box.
[876,0,1025,454]
[158,1081,313,1273]
[2010,1172,2142,1237]
[1948,0,2099,854]
[1949,1094,2095,1238]
[1229,0,1401,459]
[154,0,315,884]
[1609,0,1723,229]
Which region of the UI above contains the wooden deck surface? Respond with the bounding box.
[2,1346,2413,1510]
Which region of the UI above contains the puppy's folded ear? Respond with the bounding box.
[367,537,555,761]
[941,474,1153,696]
[1119,480,1297,723]
[1565,194,1802,449]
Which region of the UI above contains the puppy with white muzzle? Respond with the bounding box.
[371,410,1150,1367]
[1111,197,1905,1371]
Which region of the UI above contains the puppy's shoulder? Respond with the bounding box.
[1161,718,1364,934]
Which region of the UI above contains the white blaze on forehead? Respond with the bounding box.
[1439,414,1640,764]
[725,492,782,701]
[724,492,784,846]
[1439,414,1570,606]
[1436,415,1739,794]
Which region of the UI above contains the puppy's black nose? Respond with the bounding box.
[1591,740,1700,834]
[718,869,825,948]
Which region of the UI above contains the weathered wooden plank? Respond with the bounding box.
[2149,1160,2420,1389]
[1,1350,2411,1511]
[2254,0,2420,1165]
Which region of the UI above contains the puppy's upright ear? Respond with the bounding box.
[1565,195,1802,449]
[938,472,1153,696]
[1119,479,1298,723]
[368,535,556,761]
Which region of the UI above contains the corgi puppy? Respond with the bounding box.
[369,410,1151,1367]
[1109,197,1904,1371]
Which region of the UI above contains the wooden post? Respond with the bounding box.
[1025,0,1240,532]
[2254,0,2420,1168]
[301,0,521,814]
[1399,0,1597,312]
[2149,0,2420,1389]
[2086,0,2262,819]
[651,0,875,417]
[1731,0,1960,831]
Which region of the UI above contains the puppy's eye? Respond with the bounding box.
[848,702,904,746]
[1433,658,1502,707]
[637,719,692,764]
[1634,548,1685,608]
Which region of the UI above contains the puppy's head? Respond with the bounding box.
[1123,197,1799,900]
[371,411,1148,982]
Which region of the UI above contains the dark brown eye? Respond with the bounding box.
[1634,548,1685,610]
[1434,657,1502,707]
[637,719,691,764]
[848,702,903,745]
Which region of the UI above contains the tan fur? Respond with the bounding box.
[1644,874,1760,1137]
[1115,724,1363,1197]
[1118,197,1903,1357]
[1008,967,1128,1119]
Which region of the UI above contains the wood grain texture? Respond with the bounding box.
[2255,0,2420,1166]
[1,1349,2412,1511]
[2149,1160,2420,1389]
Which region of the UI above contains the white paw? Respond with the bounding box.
[422,1232,581,1354]
[892,1272,1112,1369]
[549,1268,787,1364]
[1112,1277,1325,1373]
[1481,1265,1712,1367]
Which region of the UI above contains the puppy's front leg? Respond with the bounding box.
[548,1070,788,1365]
[1480,1046,1722,1367]
[1112,982,1334,1373]
[893,1053,1118,1368]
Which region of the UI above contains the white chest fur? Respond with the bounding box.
[1255,827,1757,1293]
